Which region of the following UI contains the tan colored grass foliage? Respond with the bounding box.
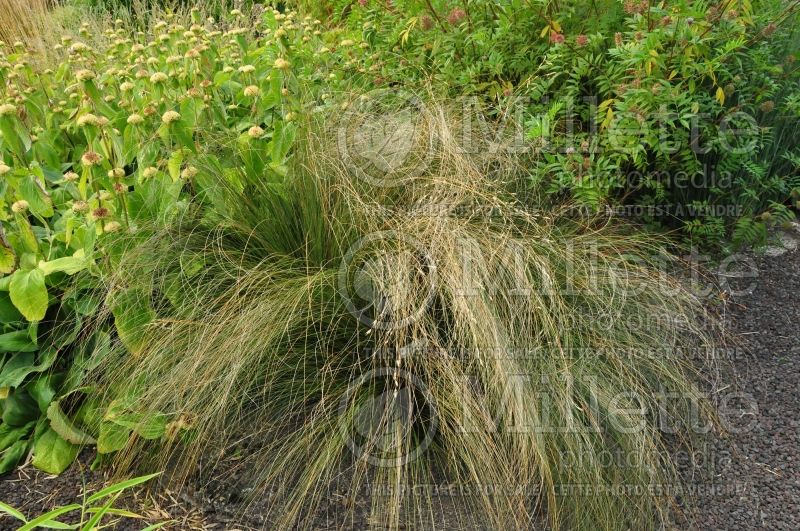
[0,0,51,50]
[94,103,719,530]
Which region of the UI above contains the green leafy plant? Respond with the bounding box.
[0,472,166,530]
[315,0,800,246]
[0,4,370,475]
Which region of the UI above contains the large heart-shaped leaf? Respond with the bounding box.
[0,348,58,389]
[9,268,49,321]
[19,175,54,218]
[0,330,37,352]
[31,427,79,475]
[0,240,15,275]
[47,400,96,445]
[0,439,29,475]
[97,421,130,454]
[109,287,155,355]
[38,251,88,276]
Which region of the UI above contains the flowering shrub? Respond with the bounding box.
[324,0,800,246]
[0,5,369,474]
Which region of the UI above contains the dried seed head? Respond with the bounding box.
[72,200,89,213]
[243,85,260,97]
[104,221,122,232]
[248,125,265,138]
[64,171,79,181]
[150,71,168,83]
[92,207,110,219]
[162,110,181,124]
[11,200,29,213]
[81,150,102,166]
[77,113,100,127]
[181,165,198,179]
[75,69,95,81]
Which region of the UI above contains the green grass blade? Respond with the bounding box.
[34,521,78,530]
[85,507,142,519]
[80,494,118,531]
[85,473,160,504]
[18,504,81,531]
[139,522,172,531]
[0,500,27,522]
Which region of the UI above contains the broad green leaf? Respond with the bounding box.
[38,251,88,276]
[0,292,23,322]
[110,413,167,440]
[9,268,49,321]
[0,240,15,274]
[0,347,57,394]
[0,439,29,475]
[0,421,34,451]
[270,120,296,165]
[15,214,39,254]
[29,374,58,413]
[19,175,54,218]
[1,389,39,425]
[96,421,130,454]
[167,149,183,181]
[0,352,35,388]
[31,427,80,475]
[47,400,96,445]
[109,287,154,354]
[0,330,37,352]
[0,116,28,160]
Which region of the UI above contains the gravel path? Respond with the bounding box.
[678,244,800,530]
[1,244,798,530]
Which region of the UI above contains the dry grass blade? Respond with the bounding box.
[92,102,719,530]
[0,0,51,50]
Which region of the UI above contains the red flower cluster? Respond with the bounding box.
[550,32,565,44]
[447,8,466,25]
[420,14,434,31]
[623,0,649,15]
[575,34,588,47]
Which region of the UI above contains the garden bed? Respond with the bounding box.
[2,238,798,530]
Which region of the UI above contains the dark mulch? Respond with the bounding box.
[1,243,798,530]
